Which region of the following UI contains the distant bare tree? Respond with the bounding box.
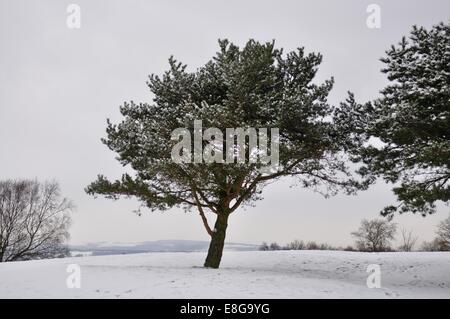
[421,239,444,251]
[259,242,269,251]
[0,180,73,262]
[436,214,450,250]
[269,242,281,251]
[286,239,305,250]
[306,241,319,250]
[351,219,397,252]
[398,228,418,252]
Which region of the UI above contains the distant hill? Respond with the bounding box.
[69,240,258,256]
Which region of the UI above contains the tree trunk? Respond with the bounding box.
[204,213,229,268]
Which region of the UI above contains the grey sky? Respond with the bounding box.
[0,0,449,247]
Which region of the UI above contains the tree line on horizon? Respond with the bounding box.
[259,214,450,253]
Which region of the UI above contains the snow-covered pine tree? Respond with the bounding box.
[86,39,369,268]
[360,22,450,217]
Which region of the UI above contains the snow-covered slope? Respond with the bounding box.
[0,251,449,298]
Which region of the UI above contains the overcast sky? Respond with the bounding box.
[0,0,449,247]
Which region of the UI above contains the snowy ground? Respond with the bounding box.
[0,250,449,298]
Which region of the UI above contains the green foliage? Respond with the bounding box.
[86,39,368,220]
[358,22,450,217]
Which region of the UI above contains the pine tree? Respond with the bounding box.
[359,22,450,217]
[86,39,368,268]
